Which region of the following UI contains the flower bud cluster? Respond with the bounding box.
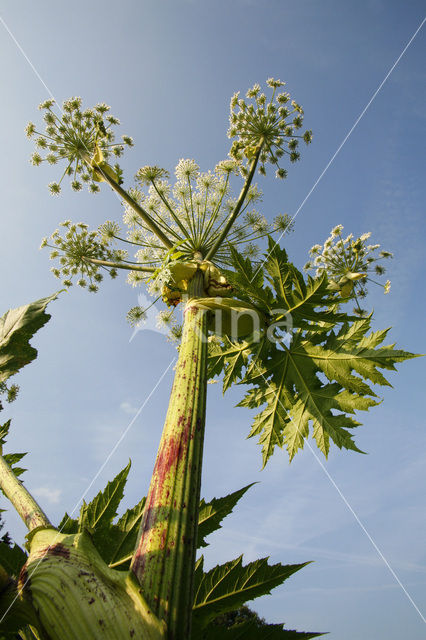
[27,98,133,194]
[228,79,312,178]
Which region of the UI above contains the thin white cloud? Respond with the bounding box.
[33,486,62,504]
[120,401,139,416]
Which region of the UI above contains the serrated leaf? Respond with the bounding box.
[263,238,345,331]
[241,319,417,465]
[105,496,146,569]
[0,422,28,480]
[57,498,146,570]
[57,512,78,534]
[78,460,131,532]
[312,319,417,393]
[223,246,273,310]
[0,293,59,384]
[240,381,288,466]
[0,421,11,448]
[243,336,364,464]
[197,484,255,548]
[192,555,308,630]
[2,453,27,478]
[208,337,251,391]
[198,619,323,640]
[60,482,251,569]
[106,481,251,567]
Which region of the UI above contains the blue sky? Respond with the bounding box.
[0,1,425,637]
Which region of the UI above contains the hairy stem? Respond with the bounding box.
[0,455,51,531]
[131,270,208,640]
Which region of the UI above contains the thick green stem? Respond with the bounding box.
[0,454,51,531]
[131,271,208,640]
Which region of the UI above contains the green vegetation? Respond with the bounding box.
[0,79,416,638]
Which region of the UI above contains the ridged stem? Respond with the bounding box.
[0,454,51,531]
[131,270,208,640]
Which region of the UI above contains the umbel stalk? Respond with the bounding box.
[131,270,208,639]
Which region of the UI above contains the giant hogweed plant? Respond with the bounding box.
[0,79,416,639]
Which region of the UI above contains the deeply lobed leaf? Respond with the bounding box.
[192,555,309,631]
[209,244,418,466]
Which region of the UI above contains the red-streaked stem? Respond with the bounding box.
[131,271,208,639]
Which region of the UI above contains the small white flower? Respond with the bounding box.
[215,159,239,175]
[331,224,344,237]
[175,158,199,182]
[147,278,162,296]
[309,244,322,255]
[156,309,175,329]
[127,271,146,287]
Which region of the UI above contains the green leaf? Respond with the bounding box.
[0,421,28,479]
[208,337,252,391]
[192,555,308,630]
[223,246,273,310]
[104,496,146,569]
[78,461,131,533]
[0,541,27,578]
[57,512,78,534]
[198,484,255,548]
[198,620,323,639]
[66,482,252,568]
[0,543,33,638]
[241,317,417,465]
[2,453,27,478]
[263,238,346,331]
[310,319,417,393]
[0,577,38,636]
[0,293,59,384]
[0,421,11,448]
[105,481,252,566]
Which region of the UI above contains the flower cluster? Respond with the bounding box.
[228,78,312,178]
[27,98,133,194]
[126,296,182,345]
[304,225,392,315]
[35,83,303,341]
[120,159,294,276]
[41,221,127,291]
